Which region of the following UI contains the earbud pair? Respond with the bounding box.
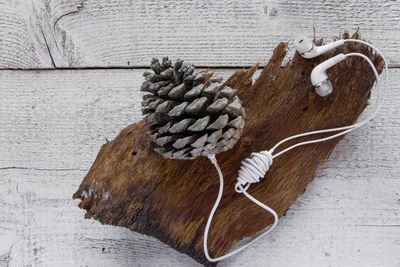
[294,36,346,96]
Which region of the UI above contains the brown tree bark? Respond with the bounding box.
[73,31,384,266]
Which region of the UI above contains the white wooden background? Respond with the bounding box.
[0,1,399,266]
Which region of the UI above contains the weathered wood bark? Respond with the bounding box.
[73,31,384,266]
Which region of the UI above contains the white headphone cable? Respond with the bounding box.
[203,40,389,262]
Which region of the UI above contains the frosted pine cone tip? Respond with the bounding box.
[141,57,245,160]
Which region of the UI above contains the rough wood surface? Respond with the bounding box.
[0,0,83,68]
[1,68,399,267]
[1,0,400,69]
[71,32,387,266]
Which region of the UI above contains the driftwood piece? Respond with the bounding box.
[73,31,384,266]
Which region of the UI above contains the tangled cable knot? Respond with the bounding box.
[235,150,273,193]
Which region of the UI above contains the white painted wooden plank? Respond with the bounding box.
[0,68,399,266]
[0,169,398,267]
[1,0,400,69]
[0,169,199,267]
[0,0,83,69]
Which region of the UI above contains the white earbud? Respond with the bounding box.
[311,53,346,96]
[294,36,344,59]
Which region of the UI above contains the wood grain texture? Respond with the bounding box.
[1,0,400,69]
[69,33,396,266]
[0,64,399,266]
[0,0,83,69]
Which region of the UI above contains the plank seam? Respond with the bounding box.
[0,65,399,71]
[0,166,88,172]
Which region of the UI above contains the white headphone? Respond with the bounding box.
[203,36,389,262]
[294,36,384,97]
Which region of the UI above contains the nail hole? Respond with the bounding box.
[303,106,309,111]
[299,39,303,43]
[132,151,137,155]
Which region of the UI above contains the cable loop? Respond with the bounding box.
[235,151,273,193]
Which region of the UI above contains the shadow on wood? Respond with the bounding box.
[73,31,384,266]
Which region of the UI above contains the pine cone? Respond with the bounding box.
[141,57,245,160]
